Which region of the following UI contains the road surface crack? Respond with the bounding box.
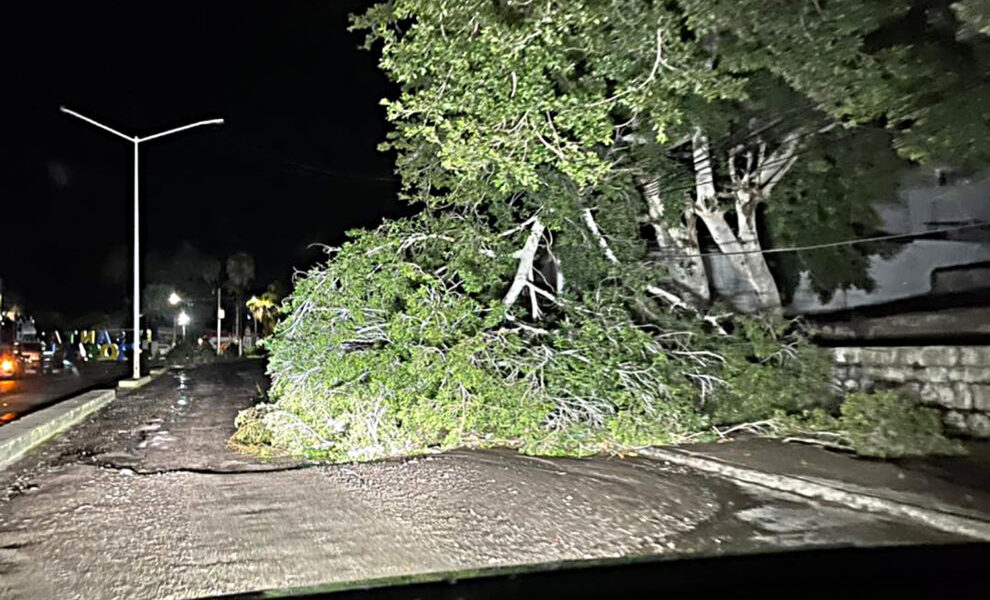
[95,461,320,477]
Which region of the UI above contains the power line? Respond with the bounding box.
[648,221,990,261]
[611,77,990,199]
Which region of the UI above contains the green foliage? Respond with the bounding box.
[231,406,273,446]
[236,1,989,462]
[350,0,745,201]
[727,390,964,458]
[351,0,990,310]
[838,390,965,458]
[705,327,836,425]
[765,128,911,304]
[239,213,841,461]
[239,212,966,460]
[955,0,990,35]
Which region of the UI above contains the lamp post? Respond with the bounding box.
[169,292,182,347]
[216,287,224,356]
[60,107,223,380]
[177,311,190,341]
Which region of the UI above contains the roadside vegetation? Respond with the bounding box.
[234,0,987,461]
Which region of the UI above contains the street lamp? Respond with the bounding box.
[177,311,190,340]
[169,292,182,346]
[60,107,223,380]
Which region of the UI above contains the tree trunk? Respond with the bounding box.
[640,176,711,306]
[696,208,782,312]
[692,132,782,313]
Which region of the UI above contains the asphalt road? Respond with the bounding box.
[0,362,969,599]
[0,362,129,425]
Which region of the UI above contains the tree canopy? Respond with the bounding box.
[349,0,988,310]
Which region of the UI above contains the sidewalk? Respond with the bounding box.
[642,439,990,540]
[657,438,990,520]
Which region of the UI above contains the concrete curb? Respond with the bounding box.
[117,366,170,390]
[118,375,152,389]
[0,389,116,470]
[640,447,990,542]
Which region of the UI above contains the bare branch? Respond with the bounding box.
[503,217,546,308]
[702,314,730,336]
[497,214,540,237]
[758,128,803,194]
[646,27,664,84]
[582,208,620,265]
[527,268,542,320]
[646,284,690,311]
[532,121,567,161]
[503,313,550,335]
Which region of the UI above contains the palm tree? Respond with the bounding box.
[246,284,281,338]
[225,252,255,356]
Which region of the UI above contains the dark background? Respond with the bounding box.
[0,1,403,318]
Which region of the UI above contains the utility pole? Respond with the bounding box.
[60,107,223,379]
[217,287,222,356]
[133,139,139,375]
[236,297,242,357]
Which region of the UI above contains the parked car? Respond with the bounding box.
[14,341,58,374]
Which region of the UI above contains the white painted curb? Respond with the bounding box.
[0,389,116,470]
[640,447,990,542]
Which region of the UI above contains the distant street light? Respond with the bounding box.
[217,287,224,356]
[60,107,223,380]
[177,311,191,340]
[169,292,183,345]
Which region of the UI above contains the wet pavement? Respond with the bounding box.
[0,362,971,599]
[0,362,128,426]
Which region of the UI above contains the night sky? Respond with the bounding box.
[1,1,405,318]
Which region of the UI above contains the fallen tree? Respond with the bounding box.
[233,212,961,461]
[235,213,842,460]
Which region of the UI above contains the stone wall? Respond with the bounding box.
[832,346,990,439]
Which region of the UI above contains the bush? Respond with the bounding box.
[166,339,227,366]
[231,406,273,446]
[838,391,965,458]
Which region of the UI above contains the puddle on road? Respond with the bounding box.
[674,481,964,553]
[736,504,875,533]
